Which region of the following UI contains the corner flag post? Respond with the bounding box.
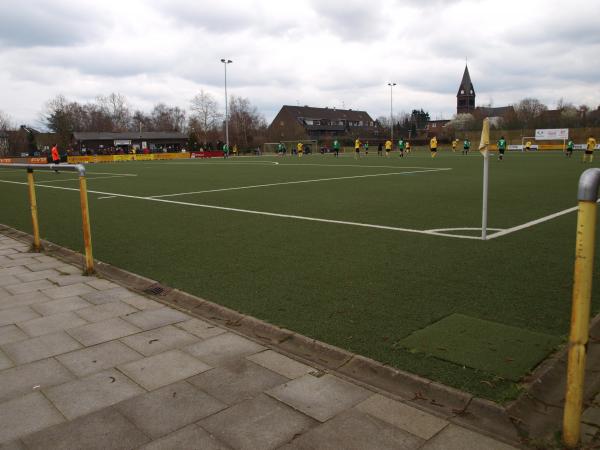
[479,118,490,240]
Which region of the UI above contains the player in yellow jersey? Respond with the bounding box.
[430,136,438,158]
[354,138,361,159]
[297,142,304,158]
[405,141,411,153]
[384,139,392,157]
[452,139,457,152]
[584,135,597,163]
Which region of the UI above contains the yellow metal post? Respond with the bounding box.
[563,200,597,447]
[26,169,41,252]
[78,175,94,274]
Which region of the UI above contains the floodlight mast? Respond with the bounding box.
[387,83,396,143]
[220,59,233,148]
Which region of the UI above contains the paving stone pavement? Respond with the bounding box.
[0,233,523,449]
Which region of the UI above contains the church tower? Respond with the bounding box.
[457,65,475,114]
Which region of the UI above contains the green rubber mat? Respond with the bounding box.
[398,313,562,380]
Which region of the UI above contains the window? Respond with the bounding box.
[460,90,464,94]
[470,90,473,94]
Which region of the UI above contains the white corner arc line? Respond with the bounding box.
[0,178,478,240]
[149,168,451,199]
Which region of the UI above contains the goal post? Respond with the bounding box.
[0,163,95,274]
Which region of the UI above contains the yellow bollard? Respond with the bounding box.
[27,169,41,252]
[78,176,94,274]
[563,200,597,447]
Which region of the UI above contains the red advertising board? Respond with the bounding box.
[191,151,224,158]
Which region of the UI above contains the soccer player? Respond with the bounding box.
[377,142,383,156]
[354,138,361,159]
[398,138,406,158]
[51,143,60,172]
[525,140,532,152]
[276,142,283,156]
[584,135,597,163]
[384,139,392,157]
[452,139,457,152]
[566,138,574,158]
[297,142,304,158]
[223,143,229,159]
[233,144,238,157]
[463,138,471,155]
[405,141,411,153]
[333,139,340,158]
[364,141,369,156]
[497,136,507,161]
[429,136,438,158]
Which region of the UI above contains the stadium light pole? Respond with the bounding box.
[388,83,396,142]
[220,59,233,148]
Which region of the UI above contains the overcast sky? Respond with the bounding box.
[1,0,599,127]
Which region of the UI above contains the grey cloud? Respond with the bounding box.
[0,1,108,48]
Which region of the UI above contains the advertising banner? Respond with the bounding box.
[535,129,569,140]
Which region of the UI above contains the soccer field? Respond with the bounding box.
[1,149,598,402]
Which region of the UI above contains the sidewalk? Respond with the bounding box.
[0,232,519,449]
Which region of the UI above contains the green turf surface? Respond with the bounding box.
[398,313,562,380]
[1,149,599,402]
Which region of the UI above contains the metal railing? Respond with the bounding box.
[0,163,94,274]
[563,168,600,447]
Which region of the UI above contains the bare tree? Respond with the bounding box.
[514,98,547,128]
[0,110,13,131]
[190,90,221,143]
[96,93,131,131]
[150,103,186,132]
[228,96,266,148]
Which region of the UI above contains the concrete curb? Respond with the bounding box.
[5,223,592,447]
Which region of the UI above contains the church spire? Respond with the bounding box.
[457,64,475,114]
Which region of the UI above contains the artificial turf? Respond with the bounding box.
[1,149,599,402]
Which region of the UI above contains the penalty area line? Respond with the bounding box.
[148,168,451,199]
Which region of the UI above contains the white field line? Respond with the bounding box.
[36,174,138,184]
[82,172,137,176]
[426,227,504,232]
[140,161,279,166]
[485,205,585,240]
[0,178,479,240]
[149,168,451,199]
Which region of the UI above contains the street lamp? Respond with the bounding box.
[220,58,233,148]
[387,82,396,143]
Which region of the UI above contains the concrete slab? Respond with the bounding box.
[6,252,42,260]
[184,332,266,366]
[1,258,38,268]
[122,307,189,331]
[84,279,120,290]
[56,340,143,377]
[0,275,20,287]
[115,380,226,438]
[0,392,64,444]
[4,279,54,295]
[117,349,211,391]
[0,325,28,345]
[176,318,227,340]
[420,424,518,450]
[33,255,60,264]
[356,394,448,440]
[43,368,145,420]
[67,317,141,346]
[48,274,96,286]
[0,306,40,326]
[31,296,91,316]
[138,424,230,450]
[120,294,164,310]
[75,301,137,323]
[0,349,13,370]
[0,266,31,277]
[582,407,600,427]
[267,374,372,423]
[200,394,316,450]
[21,407,150,450]
[282,409,424,450]
[0,291,52,310]
[0,358,74,403]
[1,331,82,365]
[55,265,82,275]
[0,440,26,450]
[82,287,137,305]
[247,350,314,379]
[17,311,88,337]
[188,359,288,405]
[120,325,199,356]
[14,269,61,283]
[25,261,66,272]
[42,283,97,300]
